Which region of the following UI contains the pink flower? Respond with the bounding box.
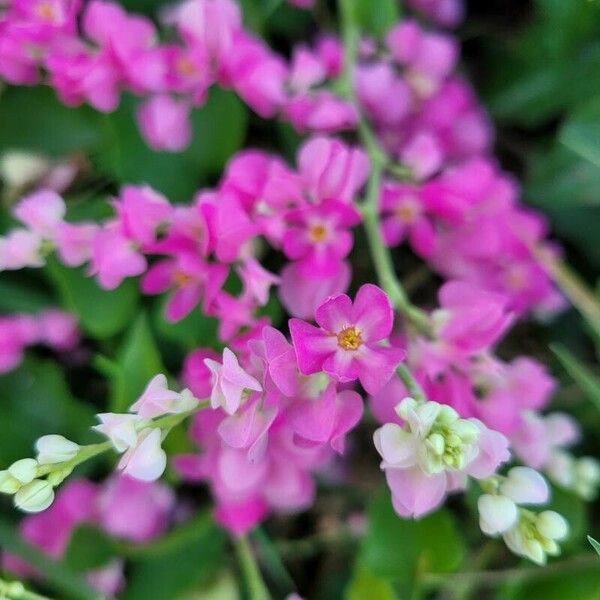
[400,132,443,181]
[288,46,326,93]
[433,280,513,355]
[136,95,192,152]
[218,398,278,462]
[297,136,369,203]
[287,384,363,454]
[379,182,436,257]
[204,348,263,414]
[129,374,184,419]
[113,185,172,247]
[282,200,361,276]
[236,257,280,306]
[0,230,44,270]
[289,284,404,394]
[284,92,358,133]
[355,63,412,126]
[54,222,98,267]
[13,189,65,238]
[142,253,227,321]
[37,310,79,350]
[118,428,167,482]
[98,475,174,542]
[278,260,351,320]
[169,0,242,63]
[221,33,287,118]
[405,0,464,27]
[88,227,147,289]
[182,348,221,398]
[200,191,258,262]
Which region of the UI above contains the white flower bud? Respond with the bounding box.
[500,467,548,505]
[0,470,21,494]
[573,457,600,500]
[0,151,48,188]
[36,434,80,465]
[14,480,54,513]
[478,493,518,535]
[8,458,38,484]
[537,511,568,541]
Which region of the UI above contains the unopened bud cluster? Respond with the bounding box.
[478,467,569,565]
[0,435,79,513]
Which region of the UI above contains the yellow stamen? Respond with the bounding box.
[337,327,363,351]
[309,223,328,242]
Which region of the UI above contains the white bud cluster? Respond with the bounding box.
[478,466,569,565]
[546,451,600,501]
[0,435,79,513]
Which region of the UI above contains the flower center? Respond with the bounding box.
[395,199,421,223]
[35,1,57,21]
[337,326,363,351]
[172,270,193,286]
[309,223,328,243]
[176,56,198,77]
[505,266,525,291]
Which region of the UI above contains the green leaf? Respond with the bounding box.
[358,488,466,584]
[0,358,94,465]
[64,525,116,573]
[108,313,164,412]
[120,512,227,600]
[346,565,397,600]
[0,274,52,312]
[552,344,600,412]
[525,144,600,208]
[153,296,220,351]
[352,0,399,39]
[547,486,587,551]
[45,257,140,339]
[0,86,103,156]
[561,95,600,167]
[588,536,600,556]
[97,88,248,202]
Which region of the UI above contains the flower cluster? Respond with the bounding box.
[478,467,568,565]
[174,284,401,534]
[0,0,597,581]
[374,397,510,518]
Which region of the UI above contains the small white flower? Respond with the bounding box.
[503,510,568,565]
[93,413,141,453]
[14,480,54,513]
[36,434,80,465]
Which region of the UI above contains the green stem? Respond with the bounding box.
[422,553,599,589]
[37,401,211,485]
[0,579,52,600]
[337,0,430,334]
[533,245,600,339]
[396,363,427,402]
[235,535,271,600]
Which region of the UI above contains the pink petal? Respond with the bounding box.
[352,284,394,342]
